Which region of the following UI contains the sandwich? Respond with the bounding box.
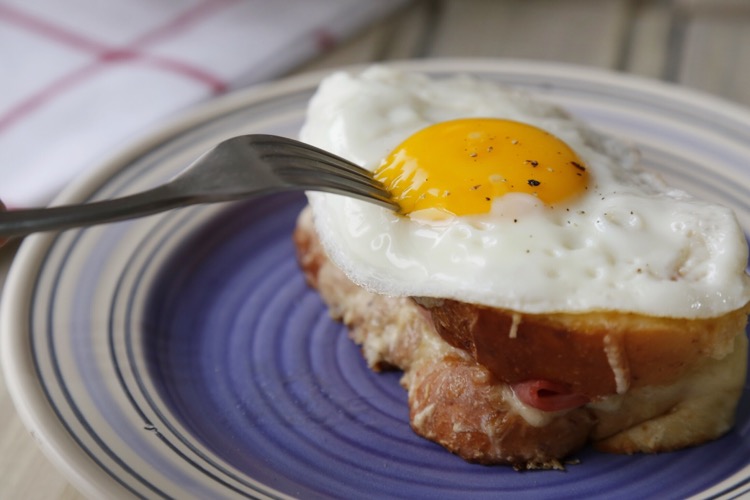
[293,66,750,469]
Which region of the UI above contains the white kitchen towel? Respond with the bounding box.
[0,0,407,207]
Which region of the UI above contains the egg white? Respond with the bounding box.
[300,66,750,318]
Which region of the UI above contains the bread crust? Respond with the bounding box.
[407,355,595,466]
[421,298,749,398]
[293,206,748,466]
[294,208,593,466]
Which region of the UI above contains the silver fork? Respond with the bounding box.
[0,134,398,237]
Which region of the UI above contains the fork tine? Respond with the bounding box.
[248,134,375,179]
[318,189,396,210]
[278,165,386,194]
[248,135,392,191]
[281,169,397,209]
[252,135,371,172]
[244,134,399,210]
[270,156,382,190]
[272,159,393,203]
[282,150,373,181]
[280,165,388,195]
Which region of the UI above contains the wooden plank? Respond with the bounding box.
[677,0,750,15]
[291,20,388,74]
[375,0,435,60]
[677,13,750,106]
[293,0,431,74]
[0,244,85,500]
[0,416,82,498]
[426,0,631,68]
[620,0,673,79]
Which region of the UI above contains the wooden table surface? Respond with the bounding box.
[2,0,749,498]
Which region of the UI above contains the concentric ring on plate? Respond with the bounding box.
[129,194,750,499]
[3,59,750,499]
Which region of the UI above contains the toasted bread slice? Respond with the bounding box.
[420,298,749,398]
[294,206,748,466]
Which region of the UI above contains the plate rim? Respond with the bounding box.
[4,57,750,499]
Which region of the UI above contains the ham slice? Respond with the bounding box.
[512,380,590,412]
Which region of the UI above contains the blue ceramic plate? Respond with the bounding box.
[4,60,750,499]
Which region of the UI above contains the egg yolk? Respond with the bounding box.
[374,118,589,217]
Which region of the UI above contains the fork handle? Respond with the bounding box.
[0,185,200,237]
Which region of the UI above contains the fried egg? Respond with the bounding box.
[300,66,750,318]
